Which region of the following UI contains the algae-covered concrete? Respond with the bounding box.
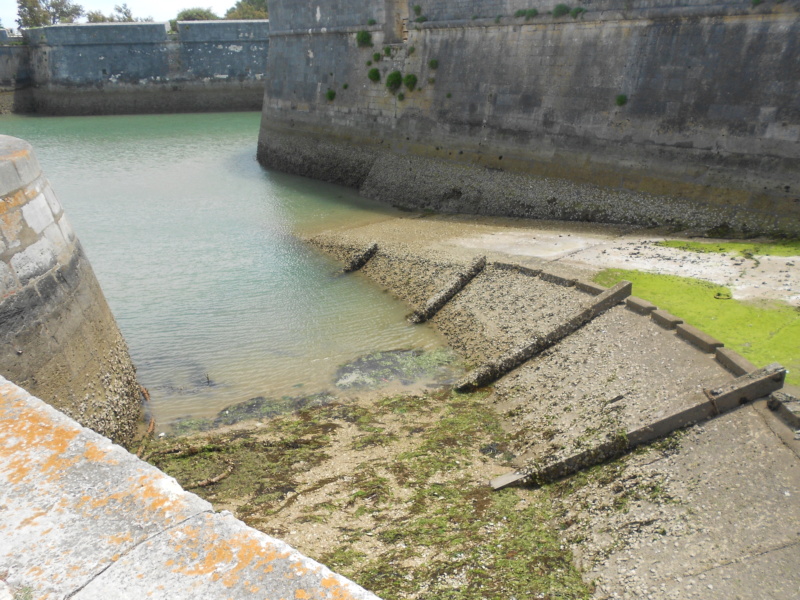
[0,135,141,445]
[0,376,380,600]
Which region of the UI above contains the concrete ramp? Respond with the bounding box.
[0,376,380,600]
[491,302,786,488]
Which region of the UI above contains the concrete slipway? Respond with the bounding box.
[0,376,378,600]
[308,213,800,599]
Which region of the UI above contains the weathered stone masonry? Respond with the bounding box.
[0,135,141,446]
[257,0,800,236]
[3,20,269,115]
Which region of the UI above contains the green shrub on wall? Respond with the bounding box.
[326,89,336,101]
[368,68,381,82]
[413,4,422,16]
[386,71,403,92]
[515,9,538,19]
[367,18,376,25]
[384,46,392,56]
[615,94,628,106]
[552,4,570,17]
[428,58,439,69]
[356,30,372,47]
[373,52,382,62]
[570,6,586,18]
[397,93,405,101]
[403,73,418,91]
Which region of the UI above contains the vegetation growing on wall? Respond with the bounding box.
[326,89,336,101]
[367,68,380,82]
[356,30,372,47]
[428,58,439,69]
[403,73,418,91]
[552,4,571,17]
[615,94,628,106]
[570,6,586,18]
[386,70,402,92]
[514,8,539,19]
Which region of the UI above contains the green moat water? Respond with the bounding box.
[0,112,446,427]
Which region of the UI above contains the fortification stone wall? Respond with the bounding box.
[0,135,141,446]
[258,0,800,236]
[13,20,268,115]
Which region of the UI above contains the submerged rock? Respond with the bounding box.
[334,348,463,389]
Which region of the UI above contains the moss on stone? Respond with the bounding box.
[655,239,800,258]
[593,268,800,384]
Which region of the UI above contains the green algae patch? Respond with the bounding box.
[144,388,592,599]
[593,269,800,385]
[655,239,800,258]
[334,348,463,389]
[170,392,337,435]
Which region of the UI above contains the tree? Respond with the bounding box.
[16,0,84,27]
[86,3,150,22]
[175,7,219,21]
[225,0,267,20]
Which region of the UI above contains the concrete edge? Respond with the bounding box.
[342,242,378,273]
[715,347,758,376]
[491,364,787,489]
[409,255,486,323]
[625,295,657,315]
[651,309,684,330]
[676,323,724,354]
[456,280,631,391]
[767,390,800,430]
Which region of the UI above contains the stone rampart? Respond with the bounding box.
[13,20,268,114]
[258,0,800,236]
[0,135,141,446]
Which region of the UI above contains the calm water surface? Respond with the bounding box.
[0,112,444,425]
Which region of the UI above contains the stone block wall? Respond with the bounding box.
[258,0,800,236]
[14,20,269,115]
[0,135,141,446]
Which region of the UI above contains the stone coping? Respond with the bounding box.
[0,376,380,600]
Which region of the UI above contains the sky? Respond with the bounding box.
[1,0,239,32]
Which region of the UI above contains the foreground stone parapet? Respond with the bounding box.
[0,376,380,600]
[0,135,140,445]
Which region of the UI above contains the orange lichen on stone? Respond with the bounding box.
[290,561,310,577]
[0,394,80,485]
[19,509,48,527]
[1,189,29,210]
[0,205,23,241]
[108,531,133,546]
[166,527,291,588]
[84,441,117,464]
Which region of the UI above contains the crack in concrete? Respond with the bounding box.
[64,509,214,599]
